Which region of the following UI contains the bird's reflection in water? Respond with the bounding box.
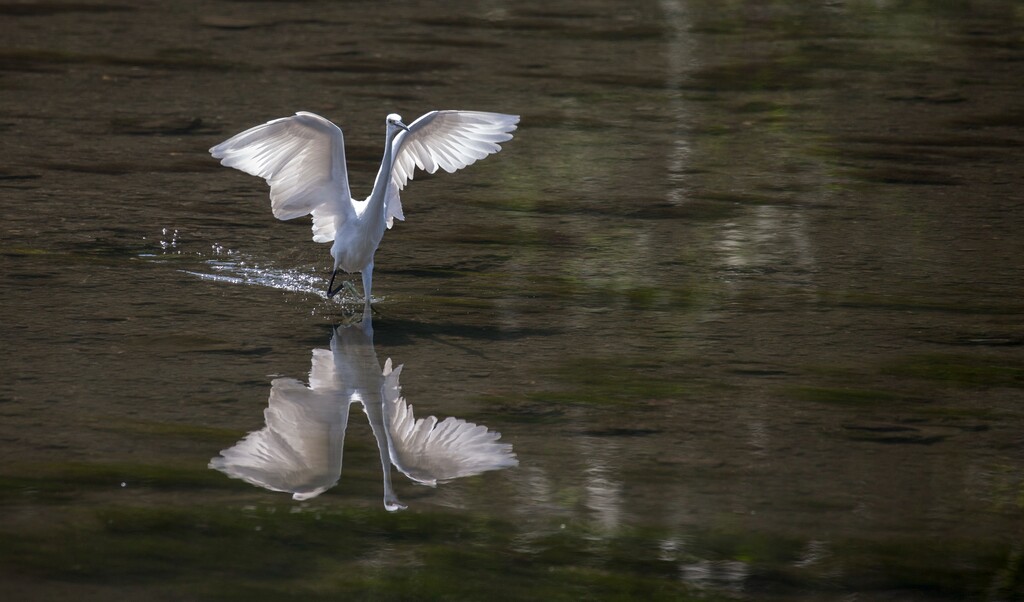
[210,307,517,511]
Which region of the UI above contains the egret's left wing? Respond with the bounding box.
[385,111,519,228]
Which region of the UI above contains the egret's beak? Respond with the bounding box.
[397,121,410,132]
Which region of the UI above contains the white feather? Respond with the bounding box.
[210,111,352,243]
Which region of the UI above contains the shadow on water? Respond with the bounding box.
[209,307,517,510]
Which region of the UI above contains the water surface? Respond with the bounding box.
[1,1,1023,600]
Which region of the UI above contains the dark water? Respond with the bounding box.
[2,1,1024,600]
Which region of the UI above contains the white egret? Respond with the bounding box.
[209,110,519,302]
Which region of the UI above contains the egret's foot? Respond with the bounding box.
[328,277,362,300]
[342,280,361,298]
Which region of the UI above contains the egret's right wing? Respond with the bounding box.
[210,112,353,243]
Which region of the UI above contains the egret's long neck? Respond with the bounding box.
[365,128,402,232]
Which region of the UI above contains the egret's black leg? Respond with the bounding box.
[327,268,345,298]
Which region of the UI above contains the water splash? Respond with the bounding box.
[182,252,367,303]
[185,259,324,295]
[159,227,181,254]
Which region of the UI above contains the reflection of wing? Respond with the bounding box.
[382,359,518,486]
[307,347,340,391]
[209,367,349,501]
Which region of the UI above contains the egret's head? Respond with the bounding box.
[386,113,410,132]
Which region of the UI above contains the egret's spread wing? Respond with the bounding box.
[385,111,519,228]
[210,112,353,243]
[381,359,517,486]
